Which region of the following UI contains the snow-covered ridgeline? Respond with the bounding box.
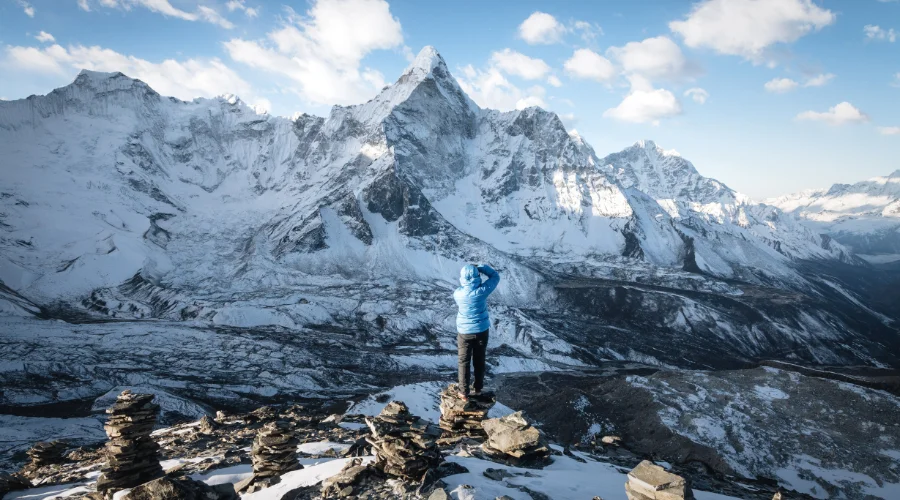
[768,170,900,257]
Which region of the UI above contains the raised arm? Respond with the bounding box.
[476,264,500,296]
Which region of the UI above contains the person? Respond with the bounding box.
[452,263,500,400]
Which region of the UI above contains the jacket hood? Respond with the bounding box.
[459,264,480,288]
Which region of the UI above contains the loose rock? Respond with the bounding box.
[625,460,695,500]
[481,411,551,466]
[121,475,236,500]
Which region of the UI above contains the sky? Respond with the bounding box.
[0,0,897,200]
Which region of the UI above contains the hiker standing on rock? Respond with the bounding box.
[453,263,500,400]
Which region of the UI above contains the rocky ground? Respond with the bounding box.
[495,365,900,499]
[1,388,805,500]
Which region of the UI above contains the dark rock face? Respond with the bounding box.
[95,391,165,496]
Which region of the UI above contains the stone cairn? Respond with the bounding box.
[625,460,695,500]
[26,441,67,469]
[365,401,443,480]
[481,411,551,466]
[95,390,164,497]
[239,420,302,493]
[438,384,495,444]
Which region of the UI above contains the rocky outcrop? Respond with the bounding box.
[95,390,165,496]
[438,384,495,444]
[481,411,551,466]
[365,401,443,480]
[625,461,694,500]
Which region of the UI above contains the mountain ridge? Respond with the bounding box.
[0,46,897,372]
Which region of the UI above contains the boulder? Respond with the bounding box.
[624,461,694,500]
[481,411,551,465]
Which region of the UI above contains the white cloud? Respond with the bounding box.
[35,31,55,43]
[607,36,690,80]
[2,43,268,111]
[764,77,800,93]
[864,25,897,43]
[456,66,544,111]
[197,6,234,29]
[18,0,35,17]
[516,94,546,110]
[226,0,258,18]
[573,20,602,43]
[796,102,869,125]
[803,73,834,87]
[878,126,900,136]
[604,89,681,125]
[670,0,835,63]
[684,87,708,104]
[78,0,90,11]
[490,49,550,80]
[764,73,835,92]
[893,72,900,87]
[547,75,562,87]
[224,0,403,106]
[556,112,577,128]
[518,12,566,45]
[604,76,681,125]
[564,48,615,83]
[93,0,235,29]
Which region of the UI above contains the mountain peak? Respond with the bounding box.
[631,140,681,158]
[409,46,444,73]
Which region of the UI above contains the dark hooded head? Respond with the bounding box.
[459,264,480,288]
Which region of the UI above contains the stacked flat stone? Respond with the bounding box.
[251,420,301,479]
[438,384,495,442]
[481,411,551,465]
[26,441,67,468]
[365,401,443,480]
[625,461,694,500]
[95,391,164,496]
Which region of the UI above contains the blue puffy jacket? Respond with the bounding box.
[453,264,500,334]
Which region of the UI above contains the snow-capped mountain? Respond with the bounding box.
[0,46,897,375]
[768,170,900,261]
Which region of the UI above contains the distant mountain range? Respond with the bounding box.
[768,170,900,261]
[0,46,897,372]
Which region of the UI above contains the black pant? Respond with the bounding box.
[457,330,488,395]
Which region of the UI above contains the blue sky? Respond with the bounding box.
[0,0,897,199]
